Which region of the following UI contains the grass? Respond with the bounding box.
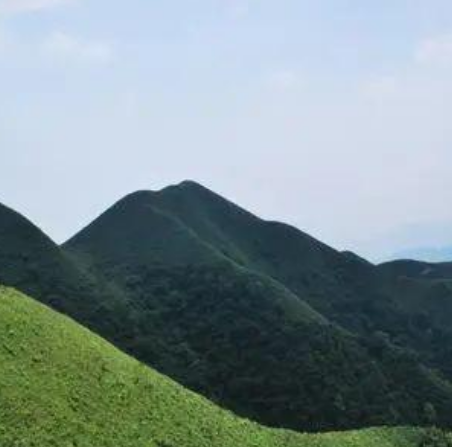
[0,286,432,447]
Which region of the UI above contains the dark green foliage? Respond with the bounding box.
[86,262,452,432]
[147,182,452,386]
[418,429,452,447]
[68,182,452,385]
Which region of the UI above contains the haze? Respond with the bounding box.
[1,0,451,261]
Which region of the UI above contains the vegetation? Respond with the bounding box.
[142,182,452,382]
[0,286,437,447]
[65,181,452,383]
[418,429,452,447]
[74,262,452,431]
[63,181,452,430]
[2,182,452,432]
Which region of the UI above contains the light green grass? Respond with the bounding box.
[0,286,428,447]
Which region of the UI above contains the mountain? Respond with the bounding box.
[64,182,452,375]
[390,247,452,263]
[65,182,452,337]
[378,259,452,281]
[3,285,438,447]
[61,181,452,431]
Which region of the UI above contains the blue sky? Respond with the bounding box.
[1,0,451,260]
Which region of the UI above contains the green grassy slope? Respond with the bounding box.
[0,286,436,447]
[62,184,452,431]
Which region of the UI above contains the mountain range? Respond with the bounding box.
[1,180,452,435]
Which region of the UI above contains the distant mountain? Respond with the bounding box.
[390,247,452,263]
[0,286,438,447]
[378,259,452,280]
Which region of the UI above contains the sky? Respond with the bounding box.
[0,0,451,261]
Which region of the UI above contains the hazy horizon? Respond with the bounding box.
[1,0,451,261]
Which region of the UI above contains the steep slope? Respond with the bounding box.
[63,184,452,432]
[0,286,436,447]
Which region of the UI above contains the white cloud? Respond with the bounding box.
[42,31,113,65]
[0,0,74,14]
[415,33,452,65]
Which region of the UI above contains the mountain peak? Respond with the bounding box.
[117,181,213,206]
[176,179,206,189]
[161,179,214,196]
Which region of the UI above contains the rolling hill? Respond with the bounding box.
[0,285,444,447]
